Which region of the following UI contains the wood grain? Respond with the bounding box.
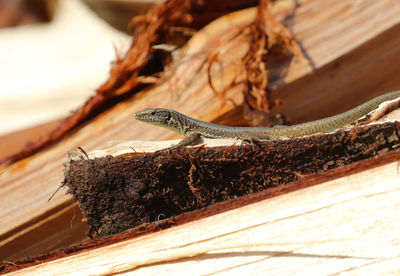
[0,119,62,160]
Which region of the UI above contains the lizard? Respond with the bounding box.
[134,91,400,149]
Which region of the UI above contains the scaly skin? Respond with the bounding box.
[134,91,400,141]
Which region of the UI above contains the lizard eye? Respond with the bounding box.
[150,111,156,116]
[156,110,170,120]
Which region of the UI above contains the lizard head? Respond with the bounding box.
[134,108,171,123]
[134,108,186,135]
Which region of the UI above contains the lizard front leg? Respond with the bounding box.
[163,132,202,151]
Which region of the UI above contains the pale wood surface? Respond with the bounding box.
[2,0,400,261]
[10,159,400,275]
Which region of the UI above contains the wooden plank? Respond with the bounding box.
[2,0,400,261]
[8,158,400,275]
[0,201,90,261]
[0,119,62,161]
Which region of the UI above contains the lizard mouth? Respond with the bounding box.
[133,109,153,122]
[133,109,156,123]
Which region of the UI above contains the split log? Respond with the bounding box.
[4,144,400,274]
